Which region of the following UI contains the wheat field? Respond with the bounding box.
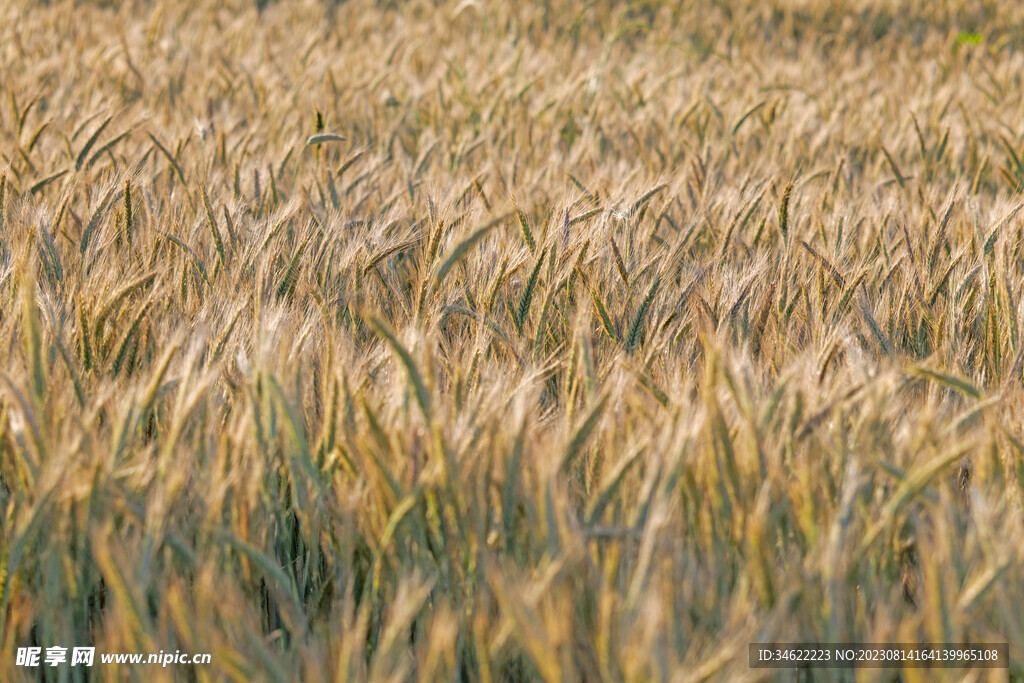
[2,0,1024,680]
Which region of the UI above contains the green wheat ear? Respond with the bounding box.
[777,182,793,242]
[123,178,133,249]
[201,185,226,267]
[21,266,44,401]
[516,248,546,334]
[516,209,537,255]
[610,236,628,286]
[0,173,6,235]
[625,278,659,353]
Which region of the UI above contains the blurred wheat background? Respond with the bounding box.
[2,0,1024,680]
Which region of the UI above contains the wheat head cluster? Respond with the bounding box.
[1,0,1024,680]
